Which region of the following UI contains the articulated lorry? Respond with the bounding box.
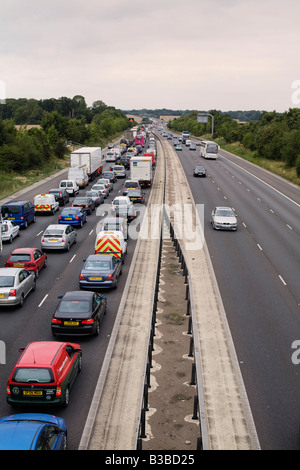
[69,147,103,182]
[130,156,152,187]
[182,131,190,144]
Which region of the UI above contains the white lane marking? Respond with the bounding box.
[70,254,76,263]
[220,153,300,208]
[279,275,287,286]
[36,231,43,236]
[257,244,263,251]
[89,229,94,235]
[38,294,48,307]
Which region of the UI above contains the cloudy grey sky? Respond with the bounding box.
[1,0,299,112]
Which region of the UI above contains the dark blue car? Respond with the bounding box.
[58,207,87,227]
[0,413,67,450]
[79,254,122,289]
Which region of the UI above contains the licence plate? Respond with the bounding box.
[64,218,72,220]
[0,294,4,298]
[49,239,58,242]
[14,263,24,267]
[64,321,79,326]
[90,277,102,280]
[23,390,43,396]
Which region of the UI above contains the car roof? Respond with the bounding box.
[8,247,35,253]
[18,341,74,366]
[0,267,24,275]
[0,420,44,450]
[102,217,125,223]
[86,254,114,261]
[62,290,94,301]
[2,200,30,206]
[45,224,67,230]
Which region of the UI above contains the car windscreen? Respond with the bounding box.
[13,367,54,383]
[215,209,234,217]
[8,253,31,262]
[0,276,15,287]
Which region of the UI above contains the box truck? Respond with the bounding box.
[68,165,89,188]
[70,147,103,181]
[130,156,152,187]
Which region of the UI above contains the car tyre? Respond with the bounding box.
[19,294,24,308]
[63,388,70,407]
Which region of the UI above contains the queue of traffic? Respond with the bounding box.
[0,128,156,449]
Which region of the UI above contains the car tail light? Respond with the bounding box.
[81,319,94,325]
[85,205,88,208]
[41,236,45,242]
[106,274,114,281]
[56,385,62,397]
[52,318,62,324]
[79,274,85,280]
[6,386,11,396]
[9,289,16,296]
[62,237,66,242]
[76,216,79,220]
[58,215,61,220]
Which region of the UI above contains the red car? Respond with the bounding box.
[5,248,47,278]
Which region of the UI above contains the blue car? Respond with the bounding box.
[58,207,87,227]
[0,413,67,450]
[79,254,122,289]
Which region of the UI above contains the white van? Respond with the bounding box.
[59,180,79,196]
[33,194,59,214]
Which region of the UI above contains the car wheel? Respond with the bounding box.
[19,294,24,308]
[95,320,100,336]
[77,354,82,372]
[63,388,70,407]
[9,235,13,243]
[35,268,39,278]
[66,242,70,252]
[23,221,28,229]
[80,220,83,228]
[114,278,118,289]
[32,280,36,292]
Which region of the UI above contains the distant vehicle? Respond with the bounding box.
[41,224,77,252]
[134,134,145,147]
[99,217,127,240]
[193,166,206,177]
[34,194,59,215]
[127,189,145,204]
[182,131,190,144]
[106,151,117,162]
[69,147,103,181]
[79,254,122,290]
[175,144,182,151]
[68,164,89,188]
[5,247,47,277]
[102,171,117,183]
[130,157,152,187]
[111,165,126,178]
[59,180,79,197]
[48,188,70,206]
[95,230,127,264]
[85,190,104,206]
[6,341,82,406]
[123,180,141,196]
[52,291,107,336]
[200,140,219,159]
[1,220,20,243]
[72,197,95,215]
[91,183,109,198]
[97,178,113,192]
[58,207,87,228]
[210,207,237,231]
[185,139,192,146]
[0,413,67,450]
[0,267,36,308]
[189,143,196,150]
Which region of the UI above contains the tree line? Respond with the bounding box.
[0,96,130,172]
[168,109,300,175]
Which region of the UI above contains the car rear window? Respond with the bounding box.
[44,229,64,236]
[1,205,21,214]
[58,300,90,313]
[13,367,54,383]
[9,253,31,262]
[0,276,15,287]
[85,260,111,270]
[62,209,78,215]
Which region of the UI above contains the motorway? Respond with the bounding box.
[0,132,299,450]
[0,153,152,450]
[173,137,300,450]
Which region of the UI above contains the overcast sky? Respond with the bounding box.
[1,0,299,112]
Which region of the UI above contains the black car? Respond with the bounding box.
[102,171,117,183]
[85,190,104,207]
[72,197,96,215]
[127,189,145,204]
[120,157,131,169]
[48,188,70,206]
[193,166,206,177]
[51,290,107,336]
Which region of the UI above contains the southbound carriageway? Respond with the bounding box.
[78,132,261,451]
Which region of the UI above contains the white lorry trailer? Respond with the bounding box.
[69,147,103,182]
[130,156,152,187]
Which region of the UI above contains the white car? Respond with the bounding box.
[210,207,237,231]
[1,220,20,243]
[110,196,131,213]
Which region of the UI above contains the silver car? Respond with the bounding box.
[41,224,77,251]
[0,267,36,307]
[210,207,238,231]
[91,184,109,198]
